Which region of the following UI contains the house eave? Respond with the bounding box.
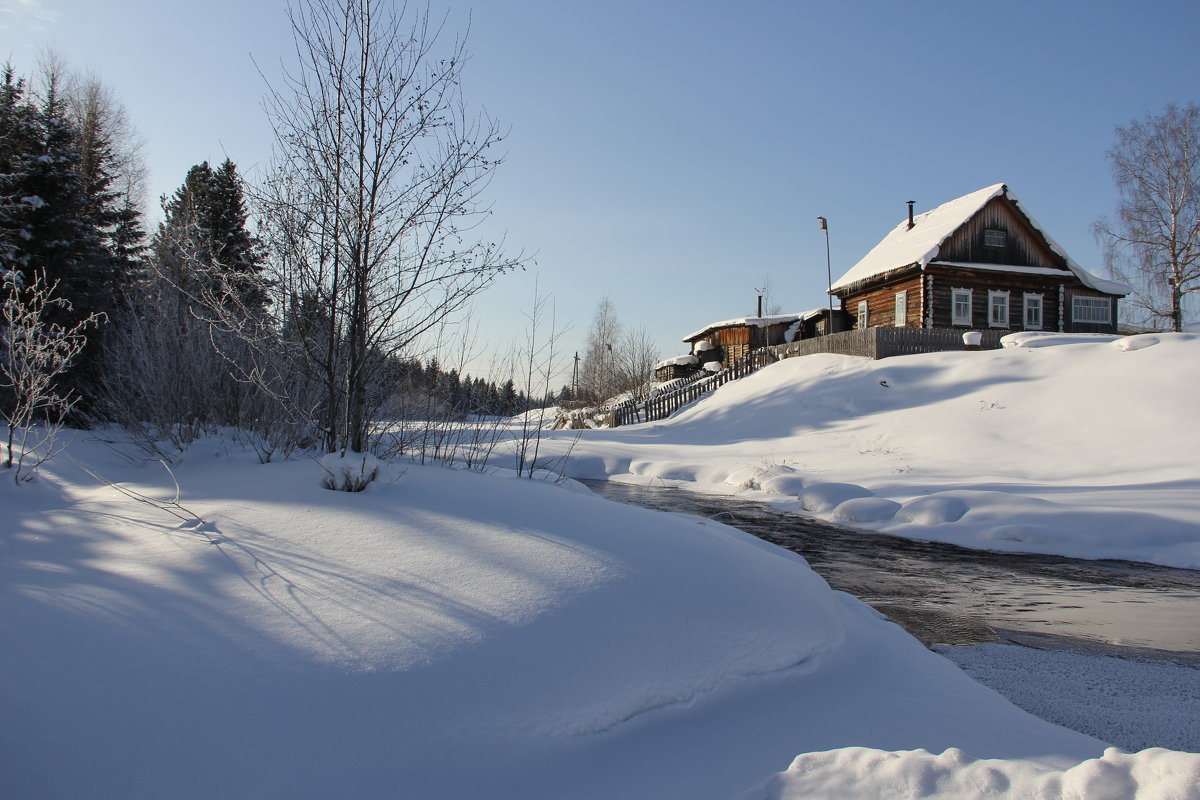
[831,263,922,298]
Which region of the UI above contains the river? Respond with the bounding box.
[582,480,1200,664]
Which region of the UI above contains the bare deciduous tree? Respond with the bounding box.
[1095,103,1200,331]
[613,325,660,404]
[258,0,522,455]
[1,270,104,482]
[510,279,568,477]
[578,296,620,402]
[578,297,660,405]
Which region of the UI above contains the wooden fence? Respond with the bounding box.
[765,327,1007,360]
[608,327,1008,427]
[611,349,778,426]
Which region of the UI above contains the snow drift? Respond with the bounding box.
[3,436,1111,799]
[546,333,1200,569]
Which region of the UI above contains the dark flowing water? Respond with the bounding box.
[582,480,1200,663]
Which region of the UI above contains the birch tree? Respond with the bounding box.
[1095,103,1200,331]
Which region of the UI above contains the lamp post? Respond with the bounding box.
[817,216,833,334]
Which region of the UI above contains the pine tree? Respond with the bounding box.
[154,162,215,291]
[0,67,40,271]
[22,74,109,308]
[2,62,152,413]
[499,378,518,416]
[208,159,268,311]
[69,79,147,300]
[154,160,267,315]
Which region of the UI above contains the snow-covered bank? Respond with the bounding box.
[1,436,1122,799]
[756,746,1200,800]
[541,333,1200,569]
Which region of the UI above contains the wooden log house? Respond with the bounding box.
[830,184,1129,334]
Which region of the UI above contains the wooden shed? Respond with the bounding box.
[831,184,1129,334]
[653,354,700,382]
[682,313,806,369]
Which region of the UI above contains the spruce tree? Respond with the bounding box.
[209,159,267,311]
[155,160,267,314]
[69,81,147,302]
[0,67,40,270]
[0,66,120,409]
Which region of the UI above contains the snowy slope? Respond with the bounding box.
[5,335,1200,798]
[546,333,1200,569]
[1,437,1122,799]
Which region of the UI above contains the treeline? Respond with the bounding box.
[0,62,146,404]
[383,357,569,419]
[0,10,535,481]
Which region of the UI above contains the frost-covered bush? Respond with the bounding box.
[319,451,380,492]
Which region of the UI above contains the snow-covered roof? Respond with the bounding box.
[798,307,833,321]
[830,183,1130,296]
[683,313,804,343]
[654,354,699,369]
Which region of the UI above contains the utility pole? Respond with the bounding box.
[572,351,580,399]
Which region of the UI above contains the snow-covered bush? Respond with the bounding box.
[319,451,380,492]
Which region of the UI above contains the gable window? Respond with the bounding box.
[984,228,1007,248]
[1023,293,1043,330]
[951,288,972,326]
[894,291,907,327]
[857,300,869,329]
[1072,296,1112,324]
[989,290,1010,328]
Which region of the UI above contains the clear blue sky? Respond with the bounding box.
[5,0,1200,380]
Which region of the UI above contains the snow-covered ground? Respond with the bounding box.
[934,643,1200,753]
[542,332,1200,570]
[3,332,1200,798]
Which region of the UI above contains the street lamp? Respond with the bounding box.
[817,216,832,335]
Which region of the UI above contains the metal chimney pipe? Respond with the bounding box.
[907,200,916,230]
[757,294,763,317]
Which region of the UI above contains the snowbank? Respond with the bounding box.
[543,333,1200,569]
[757,746,1200,800]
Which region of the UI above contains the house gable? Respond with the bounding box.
[831,183,1128,296]
[937,195,1070,271]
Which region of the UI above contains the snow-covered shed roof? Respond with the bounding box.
[654,354,699,370]
[683,313,803,343]
[830,183,1129,296]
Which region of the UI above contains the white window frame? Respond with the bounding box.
[857,300,869,329]
[1072,295,1112,325]
[951,288,973,326]
[894,291,907,327]
[988,290,1010,328]
[1023,292,1043,330]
